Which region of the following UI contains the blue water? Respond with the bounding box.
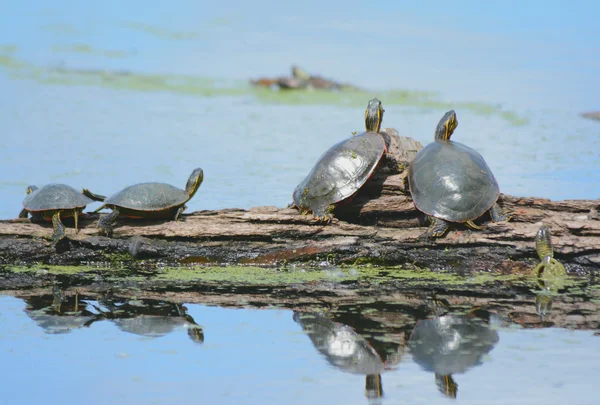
[1,1,599,403]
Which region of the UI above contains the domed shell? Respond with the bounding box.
[293,132,386,210]
[105,183,189,211]
[23,184,94,211]
[408,140,499,222]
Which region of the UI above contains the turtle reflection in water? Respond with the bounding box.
[20,287,97,334]
[86,296,204,343]
[408,308,499,399]
[293,311,386,402]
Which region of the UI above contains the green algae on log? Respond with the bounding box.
[0,130,598,273]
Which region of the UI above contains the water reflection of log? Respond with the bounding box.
[7,284,600,332]
[0,129,598,271]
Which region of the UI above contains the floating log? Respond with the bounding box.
[0,130,598,272]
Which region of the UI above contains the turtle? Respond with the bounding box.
[408,110,511,238]
[291,98,401,222]
[532,225,566,313]
[532,224,566,278]
[83,168,203,237]
[18,183,95,244]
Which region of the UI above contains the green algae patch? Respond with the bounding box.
[0,52,528,125]
[51,44,131,59]
[122,22,201,41]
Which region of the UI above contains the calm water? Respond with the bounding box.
[1,1,599,403]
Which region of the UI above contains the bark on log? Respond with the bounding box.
[0,130,598,272]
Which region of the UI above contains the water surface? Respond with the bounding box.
[1,2,599,404]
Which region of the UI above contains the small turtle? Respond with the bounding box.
[408,110,511,238]
[19,184,94,244]
[83,168,203,237]
[291,98,401,222]
[532,224,566,278]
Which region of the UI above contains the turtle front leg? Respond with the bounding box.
[74,209,80,234]
[98,208,120,237]
[425,216,449,239]
[384,153,405,174]
[490,202,512,222]
[51,211,66,244]
[174,205,187,221]
[18,208,29,219]
[313,204,335,224]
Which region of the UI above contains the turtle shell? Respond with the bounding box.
[23,184,93,212]
[293,131,386,211]
[408,140,499,222]
[104,182,189,211]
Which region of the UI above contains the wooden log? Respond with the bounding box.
[0,130,598,272]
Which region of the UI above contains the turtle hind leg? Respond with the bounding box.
[422,216,449,240]
[465,220,483,230]
[98,208,120,237]
[18,208,29,219]
[51,211,66,245]
[174,205,186,221]
[312,204,335,224]
[490,202,512,222]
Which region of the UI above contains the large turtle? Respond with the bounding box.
[19,183,94,244]
[83,168,203,237]
[408,110,511,238]
[291,98,401,222]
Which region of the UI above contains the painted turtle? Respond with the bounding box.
[291,98,401,222]
[18,183,94,244]
[83,168,203,237]
[408,110,511,238]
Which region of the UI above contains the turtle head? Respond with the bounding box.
[291,65,310,81]
[185,168,204,199]
[434,110,458,141]
[535,224,554,262]
[183,315,205,344]
[435,374,458,399]
[365,98,384,132]
[26,185,39,194]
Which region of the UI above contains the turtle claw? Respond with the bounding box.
[312,205,335,224]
